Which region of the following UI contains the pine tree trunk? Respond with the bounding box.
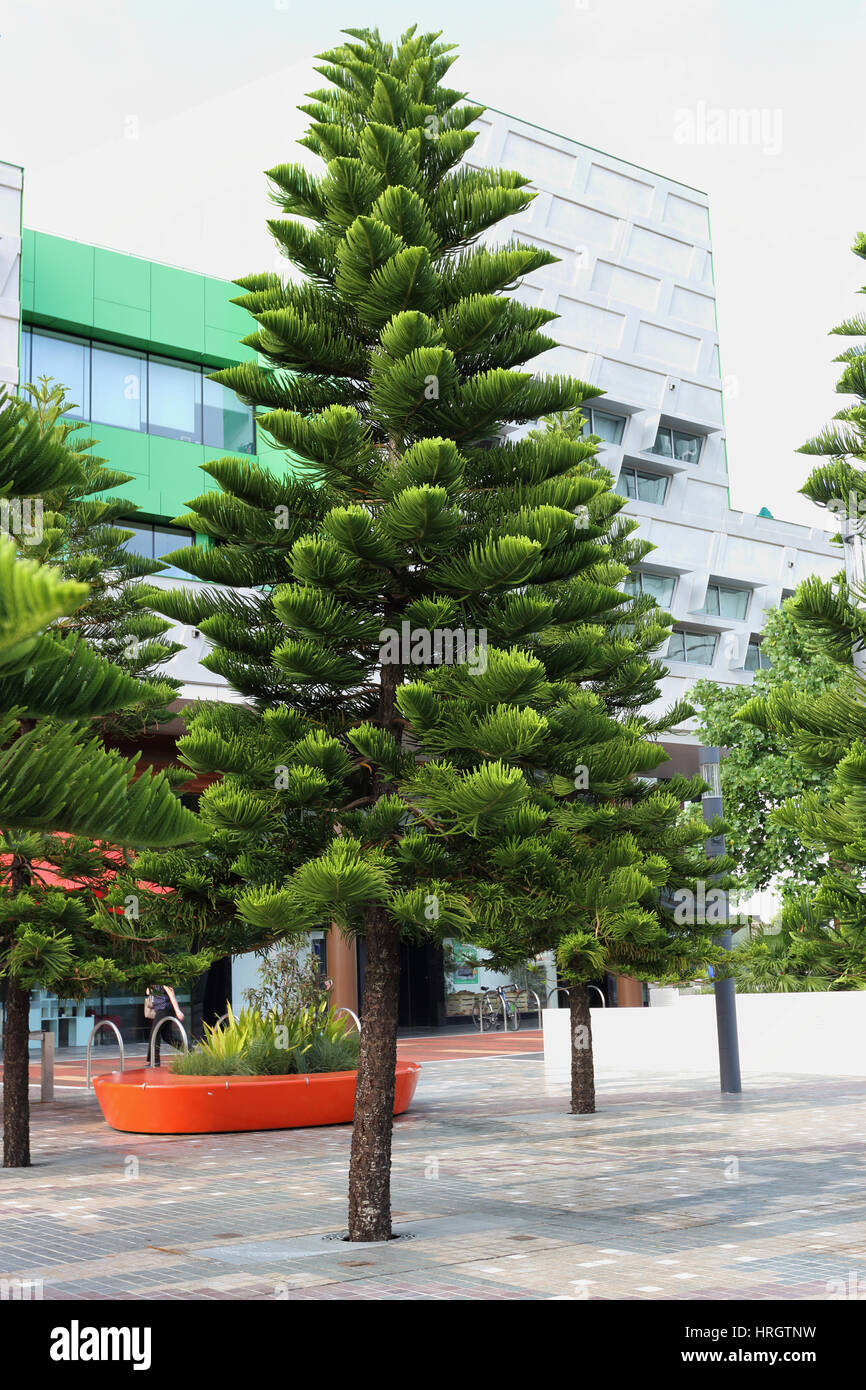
[347,905,401,1241]
[3,977,32,1168]
[568,982,596,1115]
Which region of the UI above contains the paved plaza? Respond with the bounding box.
[1,1042,864,1300]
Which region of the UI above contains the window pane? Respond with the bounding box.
[616,469,637,500]
[650,428,673,457]
[119,522,154,561]
[203,374,255,454]
[30,332,89,421]
[148,357,202,443]
[19,327,31,387]
[702,585,720,616]
[641,573,675,606]
[636,471,667,504]
[673,431,702,463]
[623,573,641,596]
[592,410,625,445]
[153,526,194,579]
[91,344,145,431]
[685,632,716,664]
[718,586,749,620]
[667,631,685,661]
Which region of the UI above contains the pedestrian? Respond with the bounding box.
[144,984,184,1067]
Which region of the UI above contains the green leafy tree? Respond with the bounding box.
[691,604,849,895]
[147,24,709,1239]
[736,232,866,988]
[0,391,202,1168]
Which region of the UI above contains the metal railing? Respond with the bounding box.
[526,988,543,1030]
[27,1030,55,1102]
[148,1016,189,1068]
[545,985,607,1008]
[86,1021,125,1089]
[333,1007,361,1034]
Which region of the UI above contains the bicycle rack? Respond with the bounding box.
[546,986,571,1008]
[214,1013,229,1029]
[86,1021,125,1089]
[589,985,607,1008]
[333,1007,361,1034]
[148,1015,189,1068]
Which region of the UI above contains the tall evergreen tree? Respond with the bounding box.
[0,391,201,1168]
[737,232,866,984]
[149,24,698,1240]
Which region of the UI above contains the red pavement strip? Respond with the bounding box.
[0,1030,544,1089]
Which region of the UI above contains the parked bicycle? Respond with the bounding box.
[470,985,521,1032]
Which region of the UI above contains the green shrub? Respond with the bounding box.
[171,1003,359,1076]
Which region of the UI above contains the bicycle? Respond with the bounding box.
[470,985,522,1032]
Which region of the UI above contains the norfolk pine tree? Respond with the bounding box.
[148,24,701,1238]
[0,391,202,1167]
[737,232,866,984]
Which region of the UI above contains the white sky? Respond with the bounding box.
[1,0,862,528]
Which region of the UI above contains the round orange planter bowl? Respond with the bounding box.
[93,1062,421,1135]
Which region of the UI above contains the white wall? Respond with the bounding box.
[0,161,22,396]
[542,993,866,1076]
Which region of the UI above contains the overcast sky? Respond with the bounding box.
[1,0,862,528]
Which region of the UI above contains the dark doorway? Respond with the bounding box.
[190,957,232,1040]
[356,939,446,1029]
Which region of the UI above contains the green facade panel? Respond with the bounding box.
[23,230,272,531]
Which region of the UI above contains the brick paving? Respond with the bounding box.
[1,1050,864,1300]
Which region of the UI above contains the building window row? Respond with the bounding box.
[121,521,195,580]
[20,327,255,454]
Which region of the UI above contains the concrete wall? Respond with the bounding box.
[542,994,866,1076]
[472,111,838,735]
[0,162,22,395]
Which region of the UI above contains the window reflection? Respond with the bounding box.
[667,630,716,664]
[29,331,89,422]
[616,467,668,505]
[121,521,194,579]
[91,344,145,432]
[702,584,750,620]
[203,373,255,453]
[148,356,202,443]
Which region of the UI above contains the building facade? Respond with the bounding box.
[2,114,839,1035]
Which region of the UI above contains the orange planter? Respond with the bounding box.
[93,1062,421,1135]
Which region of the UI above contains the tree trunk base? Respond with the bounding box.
[568,982,596,1116]
[3,979,32,1168]
[347,911,401,1241]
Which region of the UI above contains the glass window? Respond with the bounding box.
[148,357,202,443]
[203,373,255,454]
[120,522,194,579]
[591,410,625,445]
[30,331,90,421]
[651,426,703,464]
[19,327,31,386]
[702,584,749,620]
[668,630,717,665]
[91,343,145,432]
[616,467,668,505]
[154,525,194,579]
[744,640,771,671]
[624,571,675,606]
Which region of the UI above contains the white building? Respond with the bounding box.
[471,109,838,755]
[0,162,22,398]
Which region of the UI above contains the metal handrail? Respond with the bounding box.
[526,988,542,1030]
[544,985,607,1009]
[86,1021,125,1089]
[148,1015,189,1067]
[333,1006,361,1035]
[546,986,571,1007]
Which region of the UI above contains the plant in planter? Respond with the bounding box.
[170,1003,360,1076]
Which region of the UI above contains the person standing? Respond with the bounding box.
[144,985,184,1067]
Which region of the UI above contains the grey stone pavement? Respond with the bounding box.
[1,1053,865,1300]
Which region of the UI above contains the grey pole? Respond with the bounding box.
[698,745,742,1094]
